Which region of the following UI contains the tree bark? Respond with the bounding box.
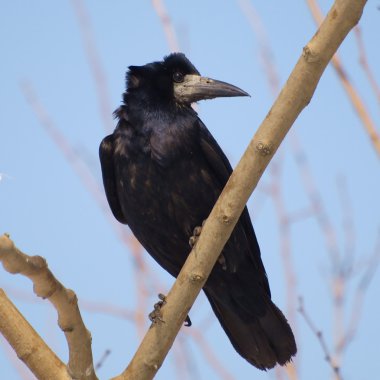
[0,289,72,380]
[0,234,98,380]
[112,1,367,379]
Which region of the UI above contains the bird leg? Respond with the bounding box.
[148,293,192,327]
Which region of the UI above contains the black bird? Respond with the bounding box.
[99,53,296,369]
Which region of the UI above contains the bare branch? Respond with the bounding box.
[290,134,341,267]
[20,81,107,213]
[186,329,235,380]
[20,81,163,335]
[354,26,380,105]
[298,297,342,380]
[336,175,355,275]
[237,0,280,95]
[70,0,113,132]
[336,230,380,352]
[307,0,380,158]
[112,1,367,379]
[151,0,180,52]
[0,289,71,380]
[0,234,98,380]
[95,349,111,371]
[269,160,298,326]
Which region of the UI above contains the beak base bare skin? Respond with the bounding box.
[174,74,249,104]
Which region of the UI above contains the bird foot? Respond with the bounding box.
[149,293,166,324]
[189,220,207,248]
[148,293,192,327]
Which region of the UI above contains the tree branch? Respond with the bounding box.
[307,0,380,158]
[298,297,342,380]
[151,0,180,52]
[0,289,71,380]
[112,1,367,379]
[0,234,98,380]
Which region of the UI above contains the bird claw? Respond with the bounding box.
[184,315,192,327]
[189,220,206,248]
[189,235,198,248]
[148,293,192,327]
[218,253,227,270]
[149,293,167,324]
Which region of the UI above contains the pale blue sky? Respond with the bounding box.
[1,1,379,379]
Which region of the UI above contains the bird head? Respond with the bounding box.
[125,53,249,108]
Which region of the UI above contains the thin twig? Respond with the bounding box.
[186,329,235,380]
[20,81,108,213]
[151,0,180,52]
[336,230,380,352]
[70,0,113,132]
[21,81,160,318]
[237,0,280,95]
[336,175,355,276]
[307,0,380,158]
[171,336,190,380]
[269,160,298,326]
[290,134,341,268]
[354,26,380,105]
[95,349,111,371]
[298,297,342,380]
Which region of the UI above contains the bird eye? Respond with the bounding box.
[173,71,184,83]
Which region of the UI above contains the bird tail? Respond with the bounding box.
[204,289,296,370]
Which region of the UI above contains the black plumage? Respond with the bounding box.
[99,53,296,369]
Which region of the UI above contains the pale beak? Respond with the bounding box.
[174,74,249,103]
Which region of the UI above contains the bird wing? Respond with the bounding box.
[99,134,128,224]
[198,119,271,296]
[198,119,234,183]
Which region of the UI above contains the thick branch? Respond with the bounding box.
[113,1,367,379]
[0,289,71,380]
[114,0,366,380]
[0,234,98,380]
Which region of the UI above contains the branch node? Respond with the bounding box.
[144,359,160,371]
[29,255,48,270]
[303,45,320,63]
[60,323,75,333]
[255,141,272,156]
[189,273,204,282]
[221,214,231,224]
[17,344,34,361]
[66,289,78,303]
[33,279,58,299]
